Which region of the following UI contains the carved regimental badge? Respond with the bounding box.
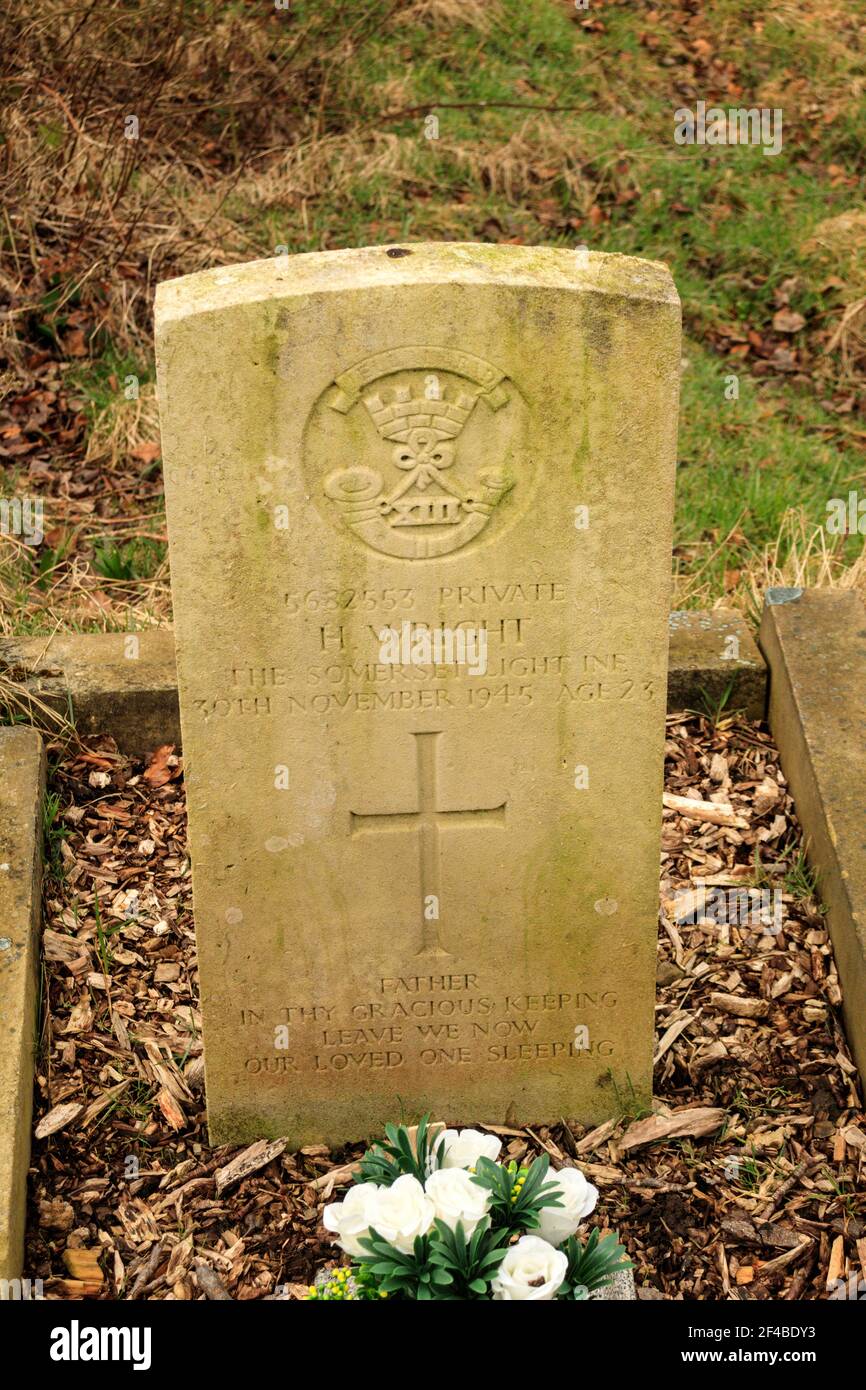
[319,347,519,559]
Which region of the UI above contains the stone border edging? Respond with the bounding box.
[759,588,866,1095]
[0,726,45,1283]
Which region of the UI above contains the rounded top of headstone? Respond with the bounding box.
[154,243,679,328]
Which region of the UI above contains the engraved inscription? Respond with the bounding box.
[238,975,620,1077]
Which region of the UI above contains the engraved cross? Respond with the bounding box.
[350,731,506,957]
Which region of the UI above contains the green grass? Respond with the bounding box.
[42,787,68,881]
[732,1153,763,1191]
[780,840,818,899]
[92,540,165,583]
[94,891,124,977]
[68,348,155,431]
[608,1071,653,1122]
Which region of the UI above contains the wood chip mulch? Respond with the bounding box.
[24,714,866,1301]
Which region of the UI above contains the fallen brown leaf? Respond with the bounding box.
[143,743,177,788]
[772,308,806,333]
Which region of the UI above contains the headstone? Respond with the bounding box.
[155,243,680,1145]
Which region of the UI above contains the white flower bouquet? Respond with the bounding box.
[308,1116,630,1301]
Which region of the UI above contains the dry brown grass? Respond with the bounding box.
[748,510,866,614]
[0,669,77,742]
[801,212,866,385]
[401,0,502,30]
[673,508,866,621]
[1,0,384,361]
[449,119,590,202]
[83,381,160,465]
[0,539,171,640]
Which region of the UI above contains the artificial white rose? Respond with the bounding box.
[425,1167,492,1239]
[491,1234,568,1301]
[365,1174,436,1253]
[439,1127,502,1170]
[535,1166,599,1247]
[322,1182,381,1257]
